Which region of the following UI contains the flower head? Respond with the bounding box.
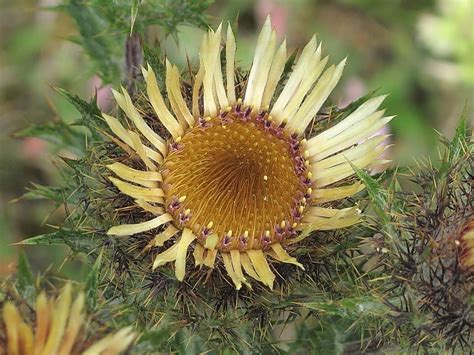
[104,17,391,289]
[1,284,135,354]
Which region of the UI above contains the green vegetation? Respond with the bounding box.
[1,0,472,353]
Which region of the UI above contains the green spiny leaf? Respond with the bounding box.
[14,122,84,155]
[282,50,297,81]
[143,45,165,86]
[16,251,36,304]
[20,183,66,204]
[297,296,389,319]
[55,87,106,135]
[352,166,405,253]
[438,108,472,177]
[448,107,469,161]
[289,316,368,354]
[352,167,390,224]
[17,229,101,254]
[85,248,103,311]
[61,0,121,84]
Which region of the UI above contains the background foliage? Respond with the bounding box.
[0,0,473,353]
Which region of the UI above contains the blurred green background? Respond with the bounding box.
[1,0,473,277]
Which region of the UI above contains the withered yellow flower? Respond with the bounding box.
[459,217,474,271]
[1,284,135,355]
[104,17,392,289]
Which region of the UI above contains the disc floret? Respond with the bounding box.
[162,104,311,252]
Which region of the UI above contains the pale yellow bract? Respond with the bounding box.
[104,17,392,289]
[460,218,474,270]
[1,284,135,355]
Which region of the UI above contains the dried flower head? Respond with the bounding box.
[1,284,135,354]
[383,129,474,350]
[104,17,391,289]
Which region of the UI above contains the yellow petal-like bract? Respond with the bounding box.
[1,284,135,355]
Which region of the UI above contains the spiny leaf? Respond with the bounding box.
[20,183,66,204]
[280,50,297,87]
[439,108,471,177]
[16,251,36,304]
[139,0,211,34]
[448,107,469,160]
[143,45,165,86]
[133,328,175,352]
[352,166,406,253]
[352,166,391,224]
[296,296,389,319]
[14,122,84,155]
[85,248,103,311]
[58,0,211,85]
[55,87,106,135]
[17,229,101,254]
[289,317,367,354]
[60,0,120,84]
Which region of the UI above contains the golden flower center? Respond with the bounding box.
[162,110,309,251]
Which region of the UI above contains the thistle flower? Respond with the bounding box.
[104,17,391,289]
[1,284,135,354]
